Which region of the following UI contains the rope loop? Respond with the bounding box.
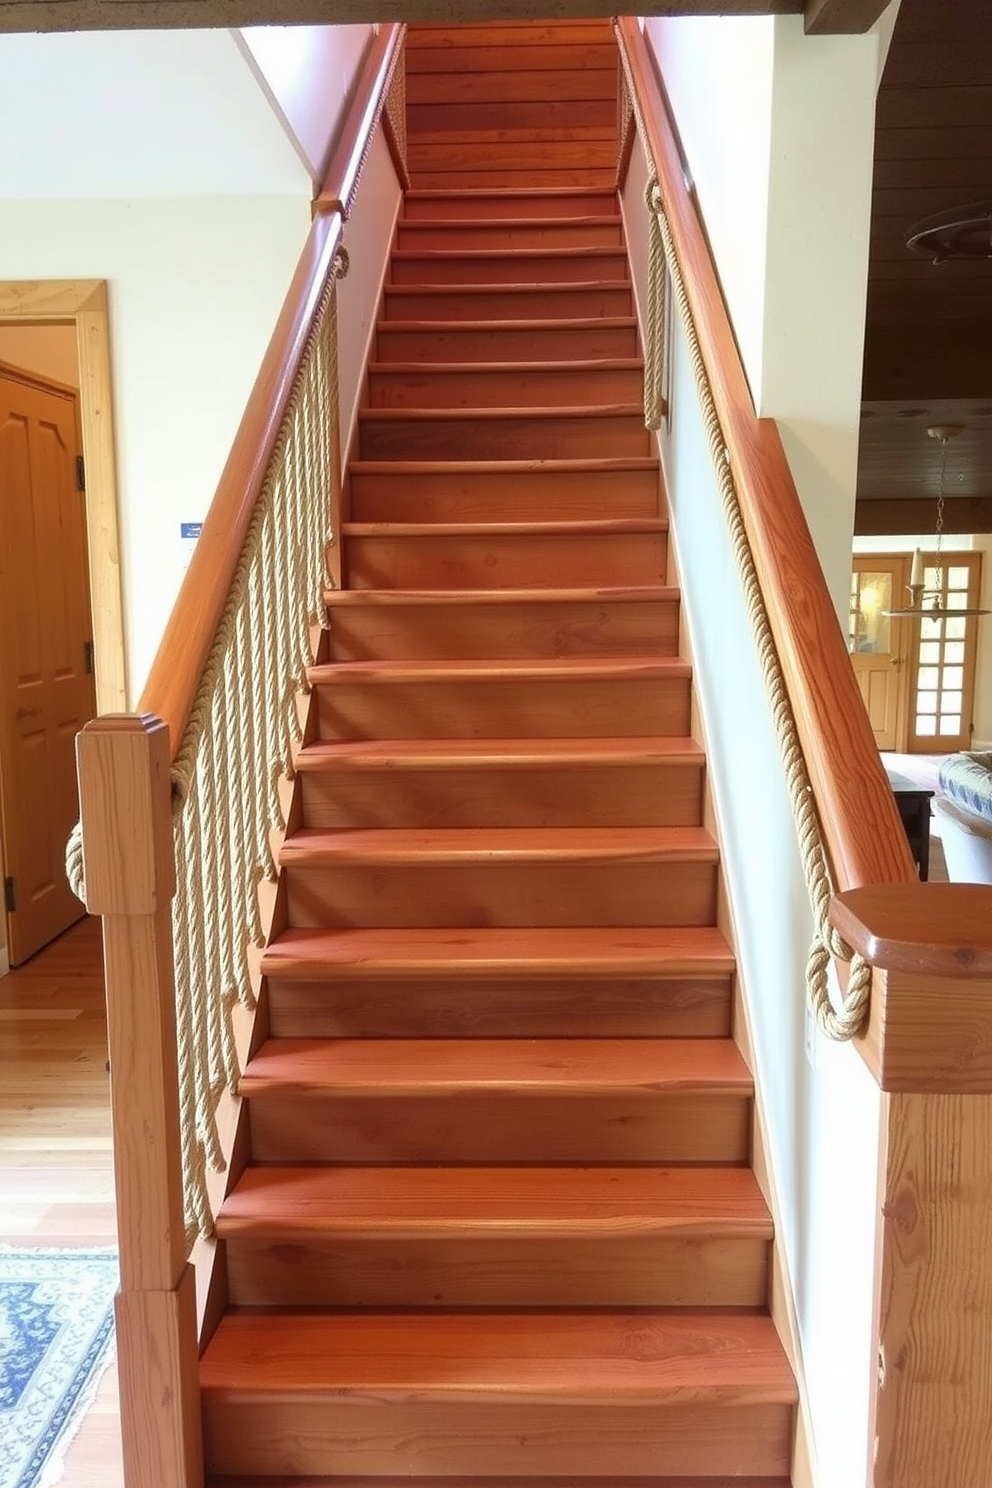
[638,166,872,1041]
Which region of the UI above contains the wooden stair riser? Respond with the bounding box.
[406,66,616,108]
[406,39,618,77]
[395,218,624,250]
[389,250,629,286]
[324,594,679,662]
[299,757,702,829]
[374,320,639,362]
[265,973,733,1040]
[348,462,661,522]
[401,189,619,220]
[202,1399,793,1479]
[382,284,633,321]
[224,1233,771,1309]
[311,669,692,739]
[342,525,667,589]
[367,362,644,410]
[282,855,719,929]
[359,410,651,461]
[246,1089,750,1164]
[409,168,620,191]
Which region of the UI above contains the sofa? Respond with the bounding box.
[933,750,992,884]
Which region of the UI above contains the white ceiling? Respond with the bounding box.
[0,29,311,197]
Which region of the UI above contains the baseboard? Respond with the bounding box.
[0,944,9,979]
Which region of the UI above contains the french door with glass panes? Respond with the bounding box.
[907,552,982,752]
[848,556,913,751]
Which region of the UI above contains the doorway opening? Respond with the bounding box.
[0,283,126,970]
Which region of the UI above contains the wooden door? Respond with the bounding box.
[0,363,95,965]
[906,551,983,753]
[847,556,912,751]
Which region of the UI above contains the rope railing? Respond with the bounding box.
[68,244,349,1247]
[615,27,872,1039]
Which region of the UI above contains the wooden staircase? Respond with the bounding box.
[199,20,797,1487]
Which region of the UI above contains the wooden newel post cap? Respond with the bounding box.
[76,714,176,915]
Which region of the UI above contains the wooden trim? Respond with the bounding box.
[315,24,408,218]
[0,280,127,714]
[136,209,344,754]
[804,0,892,33]
[613,17,913,895]
[0,0,805,31]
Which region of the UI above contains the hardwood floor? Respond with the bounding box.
[0,914,124,1485]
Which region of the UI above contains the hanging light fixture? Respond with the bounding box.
[884,424,990,619]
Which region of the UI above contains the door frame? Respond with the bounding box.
[0,281,126,716]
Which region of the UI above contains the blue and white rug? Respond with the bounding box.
[0,1249,118,1488]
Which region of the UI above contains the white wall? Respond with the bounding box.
[0,30,309,199]
[236,24,373,186]
[632,16,888,1484]
[0,196,312,700]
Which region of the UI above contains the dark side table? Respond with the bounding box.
[885,768,934,880]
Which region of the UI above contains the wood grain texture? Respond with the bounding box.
[874,1092,992,1487]
[0,279,126,713]
[616,16,915,895]
[115,1268,204,1488]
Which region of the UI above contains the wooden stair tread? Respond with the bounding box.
[348,456,658,475]
[398,215,623,230]
[368,358,644,374]
[309,656,688,681]
[280,825,717,865]
[383,281,630,295]
[218,1165,771,1236]
[323,585,677,605]
[342,520,667,539]
[241,1037,750,1093]
[206,1478,790,1488]
[359,404,644,421]
[380,316,638,331]
[391,248,626,262]
[261,925,734,979]
[294,736,702,768]
[201,1312,795,1402]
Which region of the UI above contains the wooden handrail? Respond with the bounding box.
[138,22,407,759]
[614,17,914,896]
[316,22,409,217]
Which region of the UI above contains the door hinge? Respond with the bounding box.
[76,455,85,492]
[4,877,16,913]
[83,639,94,675]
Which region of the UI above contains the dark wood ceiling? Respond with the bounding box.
[858,0,992,531]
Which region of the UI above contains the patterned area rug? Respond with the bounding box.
[0,1249,117,1488]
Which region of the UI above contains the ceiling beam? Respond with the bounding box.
[805,0,891,33]
[855,497,992,536]
[0,0,802,28]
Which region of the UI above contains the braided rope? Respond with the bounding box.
[613,25,871,1041]
[644,180,871,1040]
[86,252,348,1252]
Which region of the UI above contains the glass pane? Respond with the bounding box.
[947,591,967,610]
[917,694,937,715]
[916,716,937,736]
[943,666,964,689]
[944,641,965,664]
[922,617,943,640]
[940,715,962,736]
[941,691,963,712]
[949,566,969,587]
[919,641,941,663]
[946,617,966,639]
[851,571,892,653]
[917,667,939,689]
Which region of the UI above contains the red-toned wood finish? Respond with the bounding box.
[202,26,797,1481]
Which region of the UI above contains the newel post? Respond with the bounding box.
[832,883,992,1488]
[77,714,204,1488]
